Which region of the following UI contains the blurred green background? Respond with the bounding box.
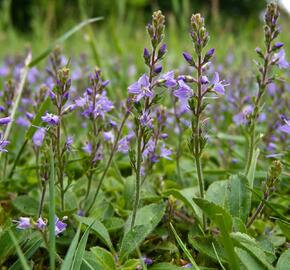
[0,0,289,68]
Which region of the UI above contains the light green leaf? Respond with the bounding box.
[90,246,117,270]
[226,174,251,223]
[206,180,228,207]
[75,216,113,251]
[163,188,202,222]
[246,148,260,188]
[124,203,166,234]
[71,221,94,270]
[235,247,265,270]
[61,224,81,270]
[231,232,275,270]
[276,249,290,270]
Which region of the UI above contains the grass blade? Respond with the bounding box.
[169,223,200,270]
[8,230,31,270]
[61,224,82,270]
[48,145,56,270]
[29,17,103,67]
[71,221,95,270]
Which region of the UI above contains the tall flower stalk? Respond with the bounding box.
[128,11,176,229]
[174,14,227,230]
[245,2,287,174]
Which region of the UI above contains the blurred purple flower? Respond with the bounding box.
[65,136,73,151]
[212,72,227,95]
[0,136,10,152]
[33,128,46,147]
[36,217,47,230]
[160,71,177,87]
[15,217,31,229]
[273,49,289,69]
[41,113,59,125]
[0,116,11,125]
[160,144,172,160]
[103,131,115,143]
[82,142,92,154]
[279,116,290,134]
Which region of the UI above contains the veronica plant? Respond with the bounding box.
[174,14,227,230]
[41,65,73,211]
[74,69,114,211]
[127,11,176,229]
[245,2,288,174]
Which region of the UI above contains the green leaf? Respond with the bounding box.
[61,224,81,270]
[103,217,125,232]
[226,174,251,223]
[188,233,227,264]
[231,232,275,270]
[276,249,290,270]
[8,230,31,270]
[206,180,228,207]
[28,17,103,67]
[246,148,259,188]
[71,221,94,270]
[277,220,290,241]
[235,247,265,270]
[193,198,232,231]
[119,225,150,262]
[9,237,42,270]
[48,146,56,270]
[193,199,239,270]
[163,188,202,222]
[90,246,117,270]
[75,216,113,251]
[124,202,166,234]
[149,263,185,269]
[170,223,200,270]
[81,251,102,270]
[12,195,39,216]
[119,259,140,270]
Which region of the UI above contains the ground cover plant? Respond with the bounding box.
[0,1,290,269]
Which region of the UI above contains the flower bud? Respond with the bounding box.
[273,42,284,51]
[183,52,193,65]
[158,43,167,59]
[154,65,162,74]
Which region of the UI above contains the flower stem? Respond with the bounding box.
[86,111,129,214]
[131,126,142,229]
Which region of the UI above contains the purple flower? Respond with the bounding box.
[103,131,115,143]
[41,113,59,125]
[33,128,46,147]
[55,216,67,235]
[182,263,193,268]
[0,116,11,125]
[143,257,153,265]
[160,144,172,160]
[211,72,227,95]
[273,50,289,69]
[36,217,47,230]
[140,111,153,128]
[65,136,73,151]
[82,142,92,154]
[77,209,85,216]
[160,71,177,88]
[93,93,114,118]
[200,76,209,84]
[154,65,162,74]
[173,80,193,100]
[279,117,290,134]
[274,42,284,50]
[0,136,10,152]
[117,137,130,153]
[128,74,153,102]
[17,116,30,127]
[15,217,31,229]
[183,52,193,63]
